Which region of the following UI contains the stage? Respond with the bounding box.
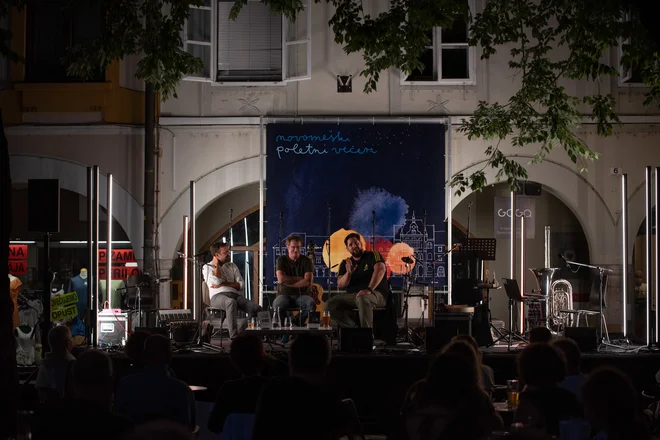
[105,337,660,436]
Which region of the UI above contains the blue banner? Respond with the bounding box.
[266,123,446,290]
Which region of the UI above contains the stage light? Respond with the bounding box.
[621,173,629,338]
[106,173,113,309]
[190,180,196,319]
[646,166,652,347]
[183,215,189,310]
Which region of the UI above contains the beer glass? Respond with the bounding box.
[248,318,256,329]
[507,379,520,408]
[321,311,331,328]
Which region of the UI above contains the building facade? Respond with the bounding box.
[5,0,660,337]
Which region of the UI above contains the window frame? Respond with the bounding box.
[617,8,652,88]
[401,0,476,87]
[182,0,311,86]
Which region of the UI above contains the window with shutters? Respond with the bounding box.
[618,6,660,87]
[401,0,475,86]
[25,0,105,83]
[183,0,311,84]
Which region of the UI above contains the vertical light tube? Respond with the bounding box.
[259,116,265,307]
[92,166,99,346]
[87,167,94,345]
[621,174,629,338]
[519,214,526,332]
[510,190,517,330]
[656,168,660,344]
[106,173,113,309]
[544,226,551,268]
[447,123,453,305]
[189,180,196,317]
[646,166,652,346]
[182,215,189,310]
[245,217,251,301]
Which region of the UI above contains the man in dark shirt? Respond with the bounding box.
[274,235,317,324]
[325,232,388,328]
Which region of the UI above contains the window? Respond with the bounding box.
[25,0,104,83]
[183,0,311,84]
[618,6,660,86]
[401,4,475,85]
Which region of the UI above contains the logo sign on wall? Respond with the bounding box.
[8,244,28,275]
[494,196,536,239]
[266,123,447,289]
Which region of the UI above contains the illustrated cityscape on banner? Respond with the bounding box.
[265,123,447,290]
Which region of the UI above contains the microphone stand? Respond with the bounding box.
[561,256,613,348]
[466,202,472,279]
[372,210,376,252]
[326,203,332,300]
[178,252,224,353]
[422,210,427,324]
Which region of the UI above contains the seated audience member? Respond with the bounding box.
[581,366,651,440]
[124,330,150,372]
[529,326,552,344]
[121,420,194,440]
[35,324,75,402]
[402,351,502,440]
[115,334,196,429]
[208,334,269,433]
[451,334,496,394]
[551,337,583,395]
[253,333,350,440]
[514,343,582,436]
[33,349,134,440]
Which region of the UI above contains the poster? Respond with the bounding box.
[494,196,536,239]
[266,123,447,290]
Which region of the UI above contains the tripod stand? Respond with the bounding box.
[398,260,424,345]
[494,279,531,351]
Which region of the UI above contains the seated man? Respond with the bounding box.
[35,324,76,402]
[203,242,261,339]
[273,235,317,324]
[325,232,388,329]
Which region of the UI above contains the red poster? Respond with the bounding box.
[8,261,28,275]
[99,266,141,280]
[98,249,136,264]
[8,245,28,260]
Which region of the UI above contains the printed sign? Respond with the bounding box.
[8,261,28,275]
[99,266,141,280]
[98,249,136,264]
[8,245,28,260]
[51,291,79,309]
[494,196,536,239]
[51,304,78,322]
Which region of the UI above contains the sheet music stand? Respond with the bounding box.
[501,278,546,350]
[464,238,497,261]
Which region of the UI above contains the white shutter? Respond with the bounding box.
[282,0,311,82]
[184,1,214,80]
[619,11,633,84]
[217,0,282,81]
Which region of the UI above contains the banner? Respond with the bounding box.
[266,123,447,289]
[8,244,28,275]
[494,196,536,239]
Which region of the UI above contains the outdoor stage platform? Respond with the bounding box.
[106,339,660,436]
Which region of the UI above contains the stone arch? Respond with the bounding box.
[9,154,144,261]
[450,156,617,262]
[159,156,261,261]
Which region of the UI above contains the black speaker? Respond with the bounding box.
[28,179,60,232]
[525,181,542,196]
[428,312,473,353]
[339,328,373,353]
[565,327,598,352]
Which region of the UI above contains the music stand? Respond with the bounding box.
[464,238,497,261]
[494,278,542,351]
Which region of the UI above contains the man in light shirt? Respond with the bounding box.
[203,242,261,339]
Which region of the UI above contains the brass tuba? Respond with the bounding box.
[550,279,573,332]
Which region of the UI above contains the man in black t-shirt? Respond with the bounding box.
[325,232,388,328]
[274,235,317,324]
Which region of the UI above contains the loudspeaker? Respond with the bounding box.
[565,327,598,352]
[339,328,373,353]
[427,312,473,352]
[28,179,60,232]
[525,181,542,196]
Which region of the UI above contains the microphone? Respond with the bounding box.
[401,256,415,264]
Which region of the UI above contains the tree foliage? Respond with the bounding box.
[2,0,660,191]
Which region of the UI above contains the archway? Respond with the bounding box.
[9,155,144,261]
[451,181,590,326]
